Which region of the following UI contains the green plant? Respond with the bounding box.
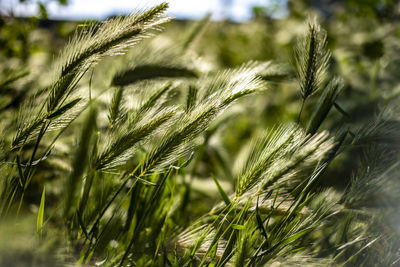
[0,2,399,267]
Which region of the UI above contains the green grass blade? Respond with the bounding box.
[37,186,45,237]
[211,174,231,206]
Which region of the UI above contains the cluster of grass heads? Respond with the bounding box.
[0,2,399,266]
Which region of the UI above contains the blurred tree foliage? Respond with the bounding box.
[289,0,399,20]
[18,0,68,19]
[0,0,70,63]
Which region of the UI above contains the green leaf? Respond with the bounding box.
[211,174,231,205]
[306,78,343,134]
[65,107,97,218]
[280,228,312,247]
[256,196,268,240]
[231,224,245,230]
[37,186,45,236]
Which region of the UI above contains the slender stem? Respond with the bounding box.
[119,169,172,266]
[297,98,305,124]
[23,122,49,180]
[87,173,130,236]
[333,102,350,120]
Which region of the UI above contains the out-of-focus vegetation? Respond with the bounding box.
[0,1,399,266]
